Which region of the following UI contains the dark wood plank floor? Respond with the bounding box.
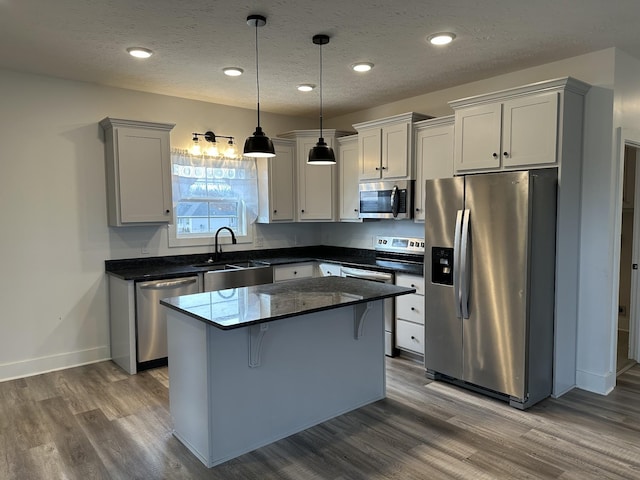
[1,357,640,479]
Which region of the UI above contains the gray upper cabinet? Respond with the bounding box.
[100,117,175,227]
[256,138,296,223]
[354,112,431,182]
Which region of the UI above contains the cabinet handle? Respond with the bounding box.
[293,271,298,275]
[354,208,358,212]
[415,208,420,212]
[375,167,381,171]
[411,335,416,340]
[274,209,277,213]
[411,307,416,311]
[165,209,170,214]
[492,152,498,159]
[301,209,305,213]
[381,166,387,170]
[503,151,509,157]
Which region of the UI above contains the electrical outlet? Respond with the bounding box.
[255,236,264,247]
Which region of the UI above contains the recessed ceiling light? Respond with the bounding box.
[352,62,374,73]
[297,84,316,92]
[427,32,456,46]
[126,47,153,59]
[223,67,244,77]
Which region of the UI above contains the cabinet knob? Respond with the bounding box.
[411,335,416,340]
[415,208,420,212]
[381,166,387,170]
[503,151,509,157]
[492,152,498,159]
[375,167,381,171]
[301,209,305,213]
[354,208,358,212]
[411,307,416,311]
[273,209,277,213]
[293,271,298,275]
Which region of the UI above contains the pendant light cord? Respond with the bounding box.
[254,22,261,129]
[319,41,323,139]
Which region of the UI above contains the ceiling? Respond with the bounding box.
[1,0,640,118]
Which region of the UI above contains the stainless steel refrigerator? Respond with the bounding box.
[424,169,557,409]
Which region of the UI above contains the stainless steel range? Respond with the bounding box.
[340,236,424,356]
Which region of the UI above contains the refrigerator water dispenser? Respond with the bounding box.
[432,247,454,285]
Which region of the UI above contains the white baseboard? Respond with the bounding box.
[0,346,111,382]
[576,368,616,395]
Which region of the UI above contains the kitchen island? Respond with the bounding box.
[160,276,415,468]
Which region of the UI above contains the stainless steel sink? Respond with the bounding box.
[192,263,229,270]
[203,262,273,291]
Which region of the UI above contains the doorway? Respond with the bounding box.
[618,145,638,374]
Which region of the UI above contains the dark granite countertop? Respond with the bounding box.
[160,276,415,330]
[105,245,424,281]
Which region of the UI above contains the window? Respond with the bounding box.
[168,150,258,247]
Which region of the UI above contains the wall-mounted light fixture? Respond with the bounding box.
[190,131,239,159]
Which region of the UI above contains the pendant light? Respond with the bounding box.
[308,34,335,165]
[243,14,275,158]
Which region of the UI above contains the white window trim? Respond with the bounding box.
[168,222,254,248]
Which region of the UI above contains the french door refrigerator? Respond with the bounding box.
[424,169,557,409]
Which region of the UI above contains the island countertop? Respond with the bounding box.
[160,276,415,330]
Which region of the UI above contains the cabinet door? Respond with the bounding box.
[358,128,382,181]
[454,103,502,172]
[339,137,361,221]
[502,92,558,168]
[414,122,454,222]
[115,127,172,224]
[297,136,336,221]
[382,122,411,179]
[271,142,295,221]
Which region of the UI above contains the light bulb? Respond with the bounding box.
[205,142,220,157]
[190,137,202,155]
[224,140,239,159]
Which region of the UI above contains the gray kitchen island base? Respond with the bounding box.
[166,300,385,468]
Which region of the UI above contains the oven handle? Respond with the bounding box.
[340,267,393,283]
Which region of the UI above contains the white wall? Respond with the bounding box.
[0,69,315,380]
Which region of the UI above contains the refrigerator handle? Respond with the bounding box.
[453,209,464,318]
[460,209,471,319]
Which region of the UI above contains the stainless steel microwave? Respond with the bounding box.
[358,180,414,219]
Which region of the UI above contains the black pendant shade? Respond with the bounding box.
[243,126,275,158]
[308,137,336,164]
[308,34,336,165]
[244,14,276,158]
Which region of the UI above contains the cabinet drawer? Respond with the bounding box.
[396,319,424,355]
[395,273,424,295]
[273,263,315,282]
[396,293,424,325]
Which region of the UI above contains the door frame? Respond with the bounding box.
[613,127,640,373]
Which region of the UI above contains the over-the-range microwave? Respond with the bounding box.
[358,180,414,219]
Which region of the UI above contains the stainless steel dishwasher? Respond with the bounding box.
[135,275,202,369]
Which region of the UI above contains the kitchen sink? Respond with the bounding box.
[202,261,273,291]
[192,263,229,270]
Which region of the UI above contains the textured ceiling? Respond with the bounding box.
[1,0,640,118]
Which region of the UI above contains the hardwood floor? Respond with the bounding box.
[2,358,640,479]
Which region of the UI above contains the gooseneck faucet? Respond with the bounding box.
[214,227,237,261]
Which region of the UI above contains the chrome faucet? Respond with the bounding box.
[214,227,237,261]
